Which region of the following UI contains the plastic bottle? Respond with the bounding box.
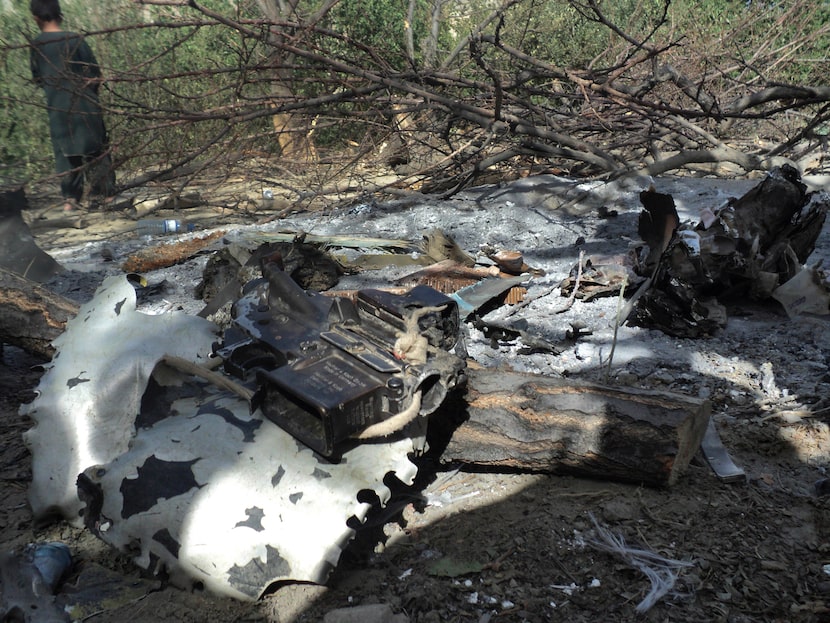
[136,218,196,235]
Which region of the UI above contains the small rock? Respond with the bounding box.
[323,603,409,623]
[650,368,674,384]
[614,371,639,385]
[600,498,638,522]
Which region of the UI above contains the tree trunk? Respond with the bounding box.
[256,0,320,164]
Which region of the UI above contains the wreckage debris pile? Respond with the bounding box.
[3,166,829,613]
[561,166,829,338]
[632,165,829,337]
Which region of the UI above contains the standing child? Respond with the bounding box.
[29,0,116,211]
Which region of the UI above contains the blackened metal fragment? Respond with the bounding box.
[119,455,202,518]
[235,507,266,532]
[152,528,181,558]
[227,545,292,599]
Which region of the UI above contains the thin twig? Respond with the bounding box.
[553,249,585,314]
[604,274,628,382]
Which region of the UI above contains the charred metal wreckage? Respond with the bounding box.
[629,165,828,337]
[216,262,467,459]
[12,165,829,608]
[559,166,830,338]
[22,255,474,602]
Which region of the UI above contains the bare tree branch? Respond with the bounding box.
[10,0,829,208]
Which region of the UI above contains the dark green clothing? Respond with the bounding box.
[30,30,115,201]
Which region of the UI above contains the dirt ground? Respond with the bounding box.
[2,173,830,623]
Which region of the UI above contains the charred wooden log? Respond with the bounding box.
[430,368,710,487]
[0,267,79,359]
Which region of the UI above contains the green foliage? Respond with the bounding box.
[0,4,51,184]
[329,0,417,69]
[502,0,656,68]
[0,0,270,185]
[310,0,435,146]
[96,1,269,170]
[668,0,830,86]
